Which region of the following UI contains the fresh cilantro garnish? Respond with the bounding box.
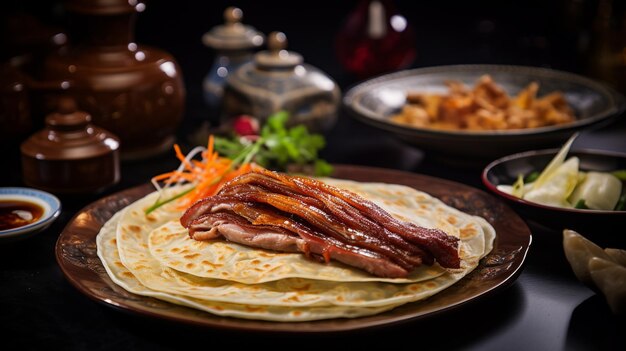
[215,111,333,176]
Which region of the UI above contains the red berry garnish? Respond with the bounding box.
[233,115,260,136]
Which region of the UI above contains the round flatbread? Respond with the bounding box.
[97,178,496,321]
[148,179,491,285]
[111,181,493,310]
[97,212,402,322]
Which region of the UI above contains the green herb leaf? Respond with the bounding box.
[145,187,195,214]
[524,171,540,183]
[213,137,246,158]
[314,159,334,176]
[214,111,331,175]
[574,199,589,209]
[267,111,288,136]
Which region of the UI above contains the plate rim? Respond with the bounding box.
[55,164,532,333]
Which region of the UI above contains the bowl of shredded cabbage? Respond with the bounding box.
[482,134,626,245]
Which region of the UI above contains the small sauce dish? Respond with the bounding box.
[0,187,61,242]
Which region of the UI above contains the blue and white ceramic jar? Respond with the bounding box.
[222,32,341,133]
[202,7,264,115]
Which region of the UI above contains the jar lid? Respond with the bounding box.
[254,32,303,69]
[20,97,120,160]
[202,7,265,51]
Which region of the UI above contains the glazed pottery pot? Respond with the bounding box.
[42,0,185,159]
[21,97,120,194]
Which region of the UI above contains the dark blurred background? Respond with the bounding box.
[1,0,625,189]
[1,4,625,348]
[3,0,625,125]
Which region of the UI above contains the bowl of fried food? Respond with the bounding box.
[344,65,625,162]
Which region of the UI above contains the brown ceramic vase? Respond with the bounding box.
[42,0,185,159]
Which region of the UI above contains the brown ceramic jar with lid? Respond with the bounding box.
[20,97,120,194]
[41,0,185,159]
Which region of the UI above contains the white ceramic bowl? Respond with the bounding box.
[0,187,61,241]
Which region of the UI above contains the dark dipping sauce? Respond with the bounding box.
[0,200,44,230]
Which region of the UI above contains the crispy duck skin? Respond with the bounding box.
[180,168,461,278]
[220,173,434,264]
[229,202,421,269]
[249,168,460,268]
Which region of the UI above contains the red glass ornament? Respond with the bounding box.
[335,0,417,79]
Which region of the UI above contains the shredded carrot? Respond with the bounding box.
[148,135,254,214]
[152,172,176,181]
[207,134,214,156]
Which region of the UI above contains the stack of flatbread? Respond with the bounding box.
[97,178,495,321]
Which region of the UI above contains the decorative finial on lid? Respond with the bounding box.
[203,7,264,50]
[267,32,287,52]
[57,96,78,114]
[224,7,243,25]
[254,31,302,68]
[46,97,92,131]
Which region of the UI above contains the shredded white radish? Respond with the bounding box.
[152,146,207,196]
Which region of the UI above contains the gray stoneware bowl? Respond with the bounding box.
[344,65,625,162]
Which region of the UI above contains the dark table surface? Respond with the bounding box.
[2,1,626,350]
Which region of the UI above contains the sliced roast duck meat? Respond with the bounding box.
[180,167,460,278]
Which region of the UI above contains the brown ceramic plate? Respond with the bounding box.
[55,165,531,333]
